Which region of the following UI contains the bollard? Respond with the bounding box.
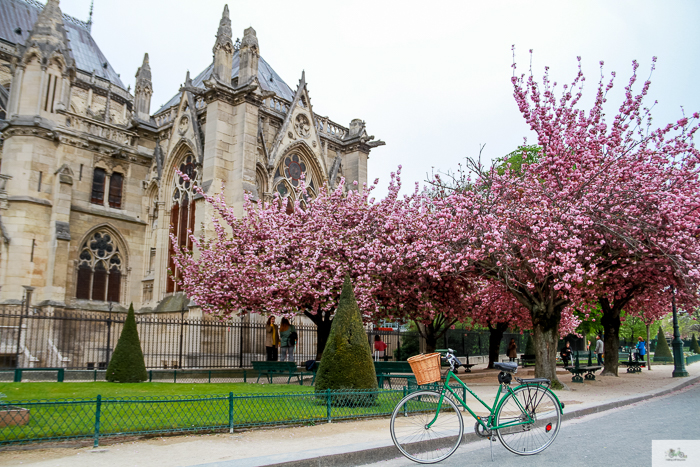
[326,389,332,423]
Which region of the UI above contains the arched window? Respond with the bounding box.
[167,154,198,293]
[75,230,123,302]
[272,152,316,199]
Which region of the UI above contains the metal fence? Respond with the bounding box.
[0,387,438,447]
[0,305,534,371]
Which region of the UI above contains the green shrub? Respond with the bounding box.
[524,334,535,355]
[690,334,700,354]
[395,332,420,361]
[106,303,148,383]
[315,276,378,403]
[653,327,673,361]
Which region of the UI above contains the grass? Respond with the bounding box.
[0,383,406,445]
[0,382,313,400]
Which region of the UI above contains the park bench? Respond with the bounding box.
[251,361,312,385]
[520,354,536,366]
[564,353,601,383]
[374,361,416,388]
[618,351,646,373]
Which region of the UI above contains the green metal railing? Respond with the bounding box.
[686,354,700,365]
[0,388,424,447]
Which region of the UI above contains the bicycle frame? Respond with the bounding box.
[425,370,537,431]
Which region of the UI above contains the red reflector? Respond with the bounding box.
[546,423,552,432]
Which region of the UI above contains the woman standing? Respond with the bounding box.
[279,317,297,362]
[507,338,518,362]
[265,316,280,361]
[636,336,647,362]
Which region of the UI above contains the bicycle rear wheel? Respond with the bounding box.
[390,390,464,464]
[495,385,561,455]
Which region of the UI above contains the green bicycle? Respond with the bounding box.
[390,349,564,463]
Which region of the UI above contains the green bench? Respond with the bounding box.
[374,361,416,388]
[10,368,65,383]
[251,361,312,385]
[618,352,646,373]
[564,353,601,383]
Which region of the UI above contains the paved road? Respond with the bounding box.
[366,382,700,467]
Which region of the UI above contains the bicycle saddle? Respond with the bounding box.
[494,362,518,373]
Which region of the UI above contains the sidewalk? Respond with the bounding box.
[1,362,698,467]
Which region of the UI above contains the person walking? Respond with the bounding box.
[507,338,518,362]
[265,316,280,361]
[560,341,572,367]
[636,336,647,362]
[279,317,297,362]
[595,335,604,365]
[374,335,388,361]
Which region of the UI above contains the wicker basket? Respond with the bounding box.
[407,353,442,385]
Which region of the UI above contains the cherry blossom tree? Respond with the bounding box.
[427,54,700,387]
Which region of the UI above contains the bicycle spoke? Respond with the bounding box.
[496,385,561,456]
[390,391,464,464]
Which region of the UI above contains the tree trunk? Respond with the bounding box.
[599,297,621,376]
[533,322,561,387]
[415,314,457,354]
[304,309,333,360]
[487,322,509,369]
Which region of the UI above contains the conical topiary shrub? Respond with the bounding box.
[653,327,672,362]
[106,304,148,382]
[315,276,377,404]
[690,334,700,354]
[525,334,535,355]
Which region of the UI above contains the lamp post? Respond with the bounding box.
[671,289,689,377]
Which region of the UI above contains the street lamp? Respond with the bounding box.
[671,289,689,378]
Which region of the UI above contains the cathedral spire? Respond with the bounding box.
[134,53,153,120]
[212,4,233,82]
[238,26,259,86]
[87,0,94,33]
[24,0,72,57]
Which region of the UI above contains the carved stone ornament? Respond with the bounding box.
[294,113,311,139]
[312,140,317,148]
[288,131,296,140]
[178,115,190,135]
[55,221,71,241]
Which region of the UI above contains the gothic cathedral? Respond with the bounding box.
[0,0,384,313]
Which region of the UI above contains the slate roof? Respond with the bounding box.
[157,50,294,114]
[0,0,125,89]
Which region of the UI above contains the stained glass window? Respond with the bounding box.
[75,230,123,302]
[167,155,198,293]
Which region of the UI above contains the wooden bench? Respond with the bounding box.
[520,354,536,366]
[251,361,312,385]
[374,361,416,388]
[565,353,601,383]
[618,352,646,373]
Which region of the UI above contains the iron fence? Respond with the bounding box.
[0,305,536,371]
[0,387,431,447]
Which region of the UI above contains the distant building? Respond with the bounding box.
[0,0,384,313]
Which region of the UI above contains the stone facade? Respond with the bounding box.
[0,0,384,315]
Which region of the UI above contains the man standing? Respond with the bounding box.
[595,335,604,365]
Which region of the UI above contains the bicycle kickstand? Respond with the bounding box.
[490,434,495,462]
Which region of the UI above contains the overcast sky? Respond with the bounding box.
[57,0,700,197]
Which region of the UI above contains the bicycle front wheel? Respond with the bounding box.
[390,390,464,464]
[495,385,561,455]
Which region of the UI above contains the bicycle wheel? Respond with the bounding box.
[495,385,561,455]
[390,390,464,464]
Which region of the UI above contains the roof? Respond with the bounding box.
[157,51,294,114]
[0,0,125,89]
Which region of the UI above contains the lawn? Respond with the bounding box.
[0,383,408,445]
[0,382,312,401]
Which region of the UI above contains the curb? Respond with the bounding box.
[208,372,700,467]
